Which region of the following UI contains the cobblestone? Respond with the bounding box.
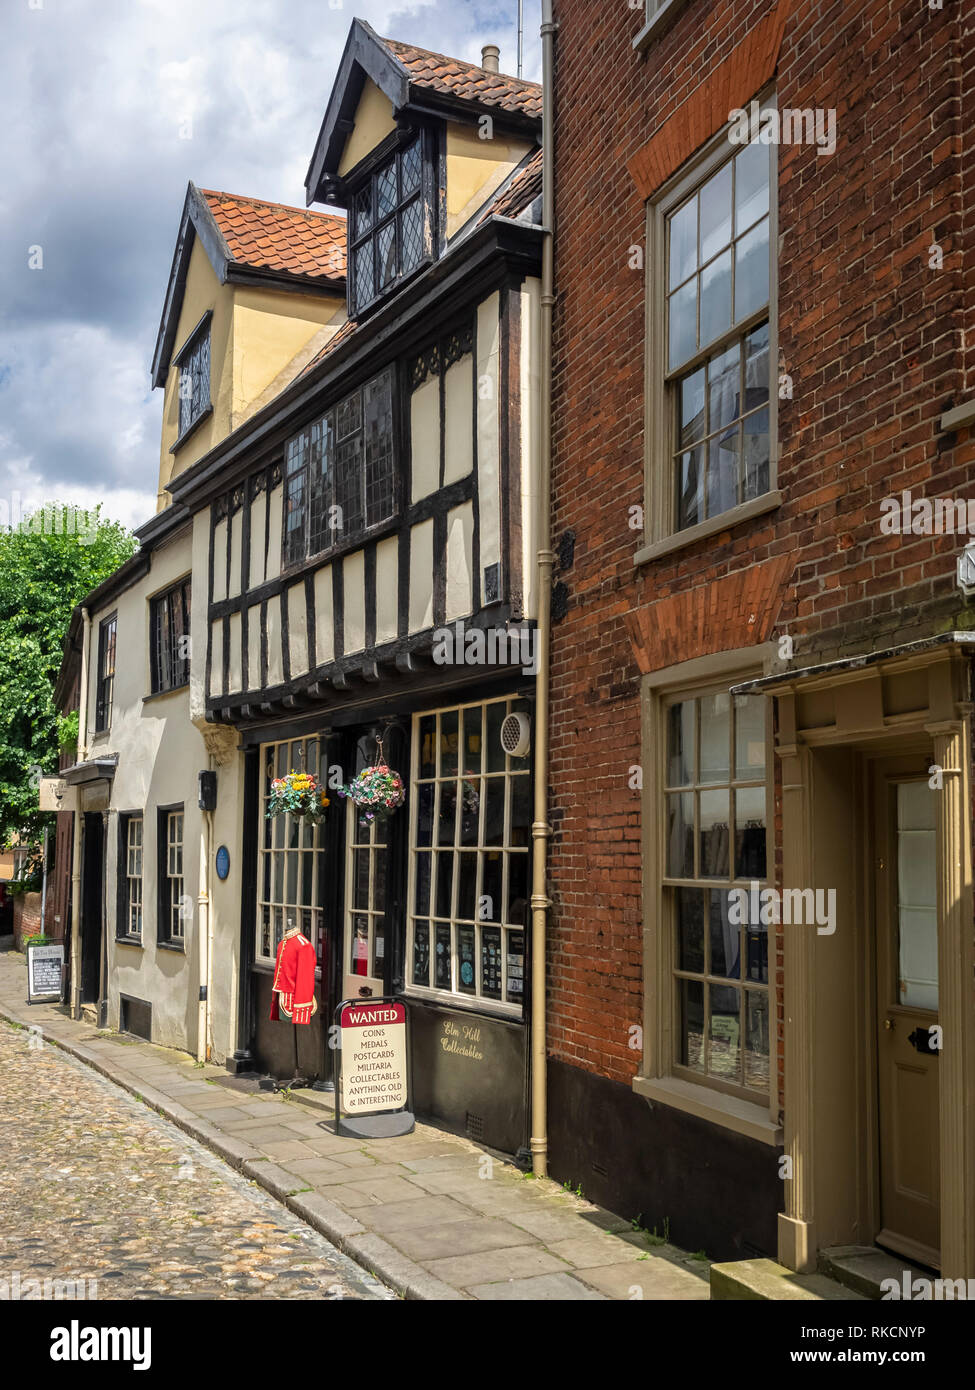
[0,1021,393,1301]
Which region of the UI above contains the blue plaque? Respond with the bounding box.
[215,845,231,881]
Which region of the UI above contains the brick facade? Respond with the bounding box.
[547,0,974,1243]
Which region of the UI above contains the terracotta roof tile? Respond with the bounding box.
[199,189,347,282]
[483,149,543,222]
[382,38,542,119]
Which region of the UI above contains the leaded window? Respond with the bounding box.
[349,136,429,315]
[407,696,531,1016]
[150,578,191,694]
[284,368,395,566]
[95,613,117,732]
[664,133,773,531]
[257,737,324,968]
[176,320,211,439]
[664,689,770,1098]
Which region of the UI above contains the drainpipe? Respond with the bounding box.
[197,759,214,1063]
[69,608,91,1019]
[529,0,557,1179]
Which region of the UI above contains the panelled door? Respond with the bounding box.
[873,757,940,1269]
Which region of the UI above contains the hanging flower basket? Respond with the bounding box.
[339,762,406,827]
[266,770,330,823]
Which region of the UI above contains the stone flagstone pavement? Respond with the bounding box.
[0,945,709,1301]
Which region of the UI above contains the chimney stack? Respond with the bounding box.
[481,44,500,74]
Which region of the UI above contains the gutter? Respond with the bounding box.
[529,0,557,1179]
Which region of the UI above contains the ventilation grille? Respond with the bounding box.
[465,1111,485,1142]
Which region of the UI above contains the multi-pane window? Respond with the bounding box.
[158,808,185,944]
[350,136,428,315]
[664,689,770,1097]
[284,369,395,566]
[176,320,211,439]
[257,738,324,968]
[119,814,143,940]
[94,613,117,732]
[150,578,191,694]
[408,696,530,1015]
[665,134,773,531]
[345,747,388,990]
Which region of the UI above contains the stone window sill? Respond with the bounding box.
[633,1073,782,1146]
[634,490,782,566]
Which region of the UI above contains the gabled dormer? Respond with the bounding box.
[305,19,541,320]
[150,184,349,508]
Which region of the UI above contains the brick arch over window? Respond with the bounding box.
[627,0,793,201]
[624,554,795,674]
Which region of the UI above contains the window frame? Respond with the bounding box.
[639,94,780,563]
[117,813,144,943]
[94,612,117,733]
[149,576,192,696]
[157,804,186,948]
[347,129,435,318]
[281,366,399,571]
[255,737,325,971]
[634,649,780,1143]
[405,694,531,1021]
[173,311,213,448]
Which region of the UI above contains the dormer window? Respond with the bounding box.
[174,312,212,444]
[349,135,431,316]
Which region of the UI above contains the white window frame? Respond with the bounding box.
[634,648,781,1145]
[406,694,530,1019]
[166,810,184,941]
[638,93,780,565]
[125,815,143,939]
[256,737,324,968]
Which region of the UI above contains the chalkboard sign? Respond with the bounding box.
[27,943,64,1004]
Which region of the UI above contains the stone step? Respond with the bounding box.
[710,1257,867,1301]
[818,1245,931,1300]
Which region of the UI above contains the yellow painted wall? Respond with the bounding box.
[158,243,348,510]
[338,79,396,176]
[445,125,533,240]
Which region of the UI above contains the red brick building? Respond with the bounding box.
[547,0,975,1278]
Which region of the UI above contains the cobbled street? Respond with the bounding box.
[0,1020,392,1300]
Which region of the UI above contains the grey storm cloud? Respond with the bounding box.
[0,0,539,530]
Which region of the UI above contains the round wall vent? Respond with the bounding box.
[500,711,531,758]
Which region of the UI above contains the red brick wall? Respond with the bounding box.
[548,0,973,1090]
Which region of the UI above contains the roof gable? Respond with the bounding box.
[151,184,346,389]
[304,18,541,206]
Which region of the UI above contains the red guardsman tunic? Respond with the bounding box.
[269,928,318,1025]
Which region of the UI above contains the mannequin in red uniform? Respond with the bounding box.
[269,925,318,1025]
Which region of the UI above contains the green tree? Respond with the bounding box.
[0,503,137,854]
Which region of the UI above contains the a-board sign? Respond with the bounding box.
[27,943,64,1003]
[336,997,414,1138]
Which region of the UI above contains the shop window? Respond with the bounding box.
[407,695,530,1016]
[645,108,776,548]
[663,687,770,1099]
[256,737,325,969]
[94,612,117,733]
[150,577,191,694]
[158,807,185,945]
[283,368,396,568]
[118,814,143,941]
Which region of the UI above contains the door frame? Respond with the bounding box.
[773,650,975,1281]
[80,811,105,1006]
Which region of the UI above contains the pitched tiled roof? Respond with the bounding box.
[199,190,347,282]
[485,149,543,222]
[382,38,542,119]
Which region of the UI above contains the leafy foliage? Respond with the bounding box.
[0,505,137,851]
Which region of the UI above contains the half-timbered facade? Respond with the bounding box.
[164,22,544,1155]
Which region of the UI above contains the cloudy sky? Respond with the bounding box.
[0,0,541,531]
